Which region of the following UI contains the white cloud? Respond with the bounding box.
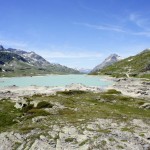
[39,51,102,59]
[74,22,125,32]
[129,13,150,30]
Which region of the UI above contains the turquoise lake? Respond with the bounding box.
[0,75,113,87]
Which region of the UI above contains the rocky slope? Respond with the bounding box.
[0,87,150,150]
[92,49,150,79]
[90,54,122,74]
[0,45,80,76]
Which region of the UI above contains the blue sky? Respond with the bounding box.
[0,0,150,69]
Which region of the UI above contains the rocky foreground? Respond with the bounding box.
[0,119,150,150]
[0,79,150,150]
[112,78,150,99]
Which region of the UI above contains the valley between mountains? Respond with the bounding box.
[0,45,150,150]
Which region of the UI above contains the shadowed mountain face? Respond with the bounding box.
[0,45,80,77]
[90,54,122,73]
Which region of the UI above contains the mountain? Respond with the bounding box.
[6,48,51,67]
[77,68,92,74]
[0,45,80,77]
[96,49,150,79]
[90,54,122,74]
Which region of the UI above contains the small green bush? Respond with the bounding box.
[20,126,35,133]
[65,138,75,142]
[106,89,122,94]
[22,104,34,113]
[36,101,53,109]
[58,108,75,115]
[27,109,50,116]
[57,90,86,95]
[138,101,145,105]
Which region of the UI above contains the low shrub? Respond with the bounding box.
[22,104,34,113]
[27,109,50,116]
[36,101,53,109]
[105,89,122,94]
[57,90,86,95]
[65,138,75,142]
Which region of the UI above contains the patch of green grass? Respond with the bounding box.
[139,74,150,79]
[101,140,107,146]
[96,50,150,79]
[13,142,22,150]
[138,101,145,105]
[27,109,50,116]
[121,127,134,133]
[32,94,44,98]
[36,101,53,109]
[1,90,150,134]
[139,133,145,137]
[22,104,34,113]
[105,89,122,95]
[57,90,86,95]
[20,126,35,133]
[58,108,75,115]
[109,138,116,142]
[97,129,111,134]
[117,145,124,149]
[65,137,75,143]
[79,139,89,146]
[53,134,60,141]
[0,100,22,132]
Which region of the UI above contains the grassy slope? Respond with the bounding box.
[92,50,150,78]
[0,90,149,133]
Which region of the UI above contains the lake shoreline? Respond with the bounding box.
[0,77,150,150]
[0,76,150,100]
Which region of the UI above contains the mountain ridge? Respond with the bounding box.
[93,49,150,79]
[0,45,80,77]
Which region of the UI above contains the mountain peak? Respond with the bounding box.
[0,45,4,51]
[139,48,150,54]
[105,54,122,62]
[0,44,80,76]
[91,53,122,73]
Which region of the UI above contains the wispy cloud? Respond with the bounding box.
[39,51,102,59]
[129,13,150,30]
[128,13,150,36]
[74,22,125,33]
[74,14,150,37]
[0,39,28,50]
[131,31,150,37]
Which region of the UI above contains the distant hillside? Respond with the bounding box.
[95,49,150,79]
[77,68,92,74]
[0,45,80,77]
[90,54,122,74]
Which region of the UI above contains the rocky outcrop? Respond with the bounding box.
[112,78,150,99]
[140,103,150,109]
